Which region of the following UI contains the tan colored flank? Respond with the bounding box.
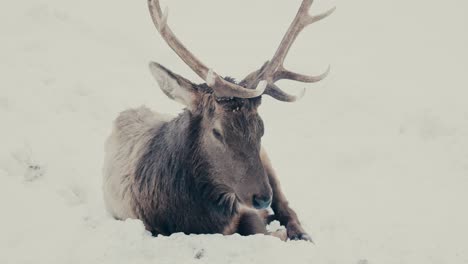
[102,106,172,220]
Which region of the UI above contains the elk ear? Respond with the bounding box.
[149,61,199,109]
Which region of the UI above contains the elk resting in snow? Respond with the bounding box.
[103,0,334,241]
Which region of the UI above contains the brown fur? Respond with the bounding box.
[103,63,311,241]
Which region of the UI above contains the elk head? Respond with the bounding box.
[147,0,334,210]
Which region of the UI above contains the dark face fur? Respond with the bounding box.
[198,95,272,208]
[150,62,273,210]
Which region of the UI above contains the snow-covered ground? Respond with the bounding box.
[1,0,468,263]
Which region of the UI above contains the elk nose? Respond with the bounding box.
[252,195,272,210]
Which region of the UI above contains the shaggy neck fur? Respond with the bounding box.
[132,110,238,235]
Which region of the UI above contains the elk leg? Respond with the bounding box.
[236,210,267,236]
[260,148,312,242]
[236,210,287,241]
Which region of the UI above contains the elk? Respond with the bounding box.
[103,0,334,241]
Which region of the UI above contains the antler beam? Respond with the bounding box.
[242,0,335,102]
[148,0,265,99]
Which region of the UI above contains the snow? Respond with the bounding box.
[1,0,468,263]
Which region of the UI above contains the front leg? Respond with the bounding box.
[236,210,287,241]
[260,147,312,242]
[236,210,268,236]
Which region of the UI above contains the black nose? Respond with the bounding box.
[252,195,272,209]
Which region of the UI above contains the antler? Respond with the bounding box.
[148,0,266,99]
[241,0,335,102]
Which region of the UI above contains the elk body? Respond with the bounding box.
[103,0,333,241]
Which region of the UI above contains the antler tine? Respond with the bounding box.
[242,0,335,102]
[266,0,315,74]
[148,0,265,99]
[264,84,306,103]
[273,65,331,83]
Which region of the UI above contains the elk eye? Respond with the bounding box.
[212,129,223,141]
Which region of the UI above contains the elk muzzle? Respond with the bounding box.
[252,194,272,210]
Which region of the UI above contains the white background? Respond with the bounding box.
[1,0,467,263]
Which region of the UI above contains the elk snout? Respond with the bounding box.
[252,194,272,210]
